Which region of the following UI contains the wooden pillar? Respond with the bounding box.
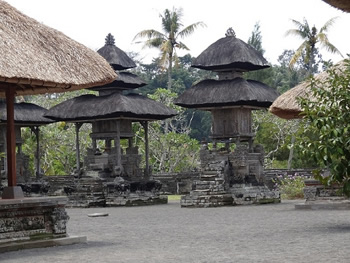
[75,123,82,172]
[2,88,24,199]
[6,89,16,187]
[141,121,149,177]
[115,120,121,167]
[31,126,41,179]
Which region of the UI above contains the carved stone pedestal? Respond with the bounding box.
[0,196,86,252]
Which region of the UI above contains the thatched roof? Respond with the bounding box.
[90,72,147,91]
[192,34,270,72]
[97,34,136,71]
[269,60,349,119]
[174,77,279,109]
[45,92,177,122]
[0,102,54,125]
[323,0,350,12]
[0,0,116,97]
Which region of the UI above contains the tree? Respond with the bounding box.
[133,7,206,91]
[285,17,342,75]
[248,22,265,55]
[299,59,350,195]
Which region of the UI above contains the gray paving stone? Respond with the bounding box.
[1,200,350,263]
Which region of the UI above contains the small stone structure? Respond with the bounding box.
[175,29,280,207]
[0,196,85,252]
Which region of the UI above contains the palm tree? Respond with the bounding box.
[286,17,342,75]
[134,7,206,91]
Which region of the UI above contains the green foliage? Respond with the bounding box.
[23,90,94,175]
[274,174,307,199]
[299,59,350,195]
[135,88,200,173]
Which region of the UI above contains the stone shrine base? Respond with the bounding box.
[181,184,280,208]
[105,192,168,207]
[295,198,350,210]
[0,196,86,252]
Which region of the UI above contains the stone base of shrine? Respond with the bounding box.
[230,184,281,205]
[295,197,350,210]
[181,185,280,208]
[181,190,233,208]
[0,196,86,252]
[105,192,168,207]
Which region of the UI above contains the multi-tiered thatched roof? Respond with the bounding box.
[175,78,279,109]
[97,33,136,71]
[191,33,270,72]
[45,92,177,122]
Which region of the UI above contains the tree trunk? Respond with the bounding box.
[287,134,295,170]
[167,52,173,90]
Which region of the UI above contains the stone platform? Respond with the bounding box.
[295,198,350,210]
[0,196,86,252]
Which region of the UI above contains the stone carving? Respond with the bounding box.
[50,207,69,234]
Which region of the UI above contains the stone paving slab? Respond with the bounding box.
[1,200,350,263]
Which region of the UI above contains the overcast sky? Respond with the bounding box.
[6,0,350,65]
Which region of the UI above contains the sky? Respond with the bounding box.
[5,0,350,65]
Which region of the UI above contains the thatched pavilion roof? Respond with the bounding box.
[323,0,350,12]
[97,34,136,71]
[174,78,279,109]
[45,92,177,122]
[192,33,270,72]
[90,72,147,91]
[0,102,54,126]
[269,60,348,119]
[0,0,116,97]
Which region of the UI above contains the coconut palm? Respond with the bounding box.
[134,7,206,91]
[286,17,342,74]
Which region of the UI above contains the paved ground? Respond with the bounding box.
[1,200,350,263]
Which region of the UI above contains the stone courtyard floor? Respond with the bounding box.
[1,200,350,263]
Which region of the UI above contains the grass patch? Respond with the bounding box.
[167,195,182,201]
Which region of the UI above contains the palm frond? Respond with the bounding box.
[289,41,308,69]
[133,29,165,41]
[177,22,206,39]
[318,33,343,56]
[175,41,190,51]
[143,38,164,49]
[285,29,307,39]
[320,17,339,33]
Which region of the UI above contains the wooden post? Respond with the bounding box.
[2,88,24,199]
[31,126,41,179]
[115,120,121,167]
[75,123,82,172]
[141,121,149,177]
[6,89,16,187]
